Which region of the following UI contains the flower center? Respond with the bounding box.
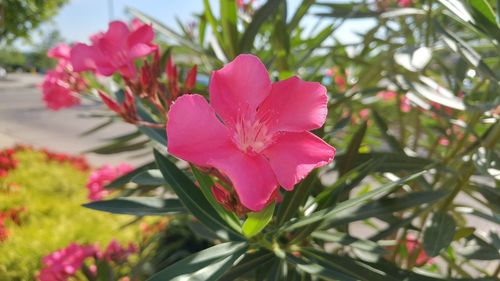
[232,114,274,154]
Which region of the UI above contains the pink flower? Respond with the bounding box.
[400,95,412,112]
[102,240,137,263]
[48,43,71,64]
[37,243,98,281]
[405,234,433,266]
[42,44,86,111]
[398,0,412,7]
[70,19,157,78]
[167,55,335,211]
[377,90,397,101]
[86,163,134,201]
[41,70,82,110]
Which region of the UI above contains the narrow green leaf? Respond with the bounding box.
[286,254,356,281]
[288,0,314,30]
[423,211,456,257]
[301,248,397,281]
[312,231,386,256]
[220,0,239,58]
[239,0,281,52]
[326,191,448,227]
[83,197,185,216]
[154,150,243,240]
[281,171,426,232]
[106,162,156,189]
[467,0,500,39]
[219,251,274,281]
[147,242,248,281]
[79,118,114,136]
[276,172,317,225]
[242,202,275,238]
[131,169,166,186]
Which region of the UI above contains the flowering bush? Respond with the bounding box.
[37,240,136,281]
[86,163,133,201]
[39,0,500,280]
[0,147,138,280]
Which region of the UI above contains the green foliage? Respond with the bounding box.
[0,150,137,280]
[0,0,68,43]
[73,0,500,279]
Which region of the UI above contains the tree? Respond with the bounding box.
[0,0,68,43]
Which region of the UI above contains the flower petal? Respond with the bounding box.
[70,43,97,72]
[166,94,233,166]
[209,54,271,126]
[128,43,156,59]
[209,151,278,212]
[258,76,328,133]
[263,132,335,190]
[127,24,154,49]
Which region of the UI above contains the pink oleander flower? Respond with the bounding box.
[377,90,397,101]
[37,243,98,281]
[102,240,137,263]
[42,44,86,111]
[405,234,433,266]
[41,70,82,110]
[86,163,134,201]
[398,0,412,7]
[48,43,71,64]
[71,19,157,78]
[400,95,412,113]
[167,54,336,211]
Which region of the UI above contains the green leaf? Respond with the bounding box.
[338,121,367,176]
[436,22,499,82]
[138,126,167,147]
[312,231,386,257]
[154,150,243,240]
[79,118,114,136]
[286,254,356,281]
[83,197,185,216]
[106,162,157,189]
[131,169,166,186]
[326,191,448,227]
[220,0,239,58]
[281,171,426,232]
[301,248,397,281]
[147,242,248,281]
[242,202,275,238]
[467,0,500,39]
[276,172,317,225]
[219,251,274,281]
[239,0,281,52]
[190,165,242,232]
[288,0,314,30]
[423,211,456,257]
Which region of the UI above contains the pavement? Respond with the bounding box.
[0,73,151,167]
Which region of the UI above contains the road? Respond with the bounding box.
[0,73,151,167]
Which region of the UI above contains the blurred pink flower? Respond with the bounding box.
[42,45,87,111]
[41,70,82,110]
[86,163,134,201]
[37,243,98,281]
[71,19,157,78]
[377,90,397,101]
[400,95,412,112]
[405,234,433,266]
[102,240,137,263]
[398,0,412,7]
[47,43,71,65]
[167,54,335,211]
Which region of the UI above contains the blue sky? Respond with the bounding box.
[28,0,373,49]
